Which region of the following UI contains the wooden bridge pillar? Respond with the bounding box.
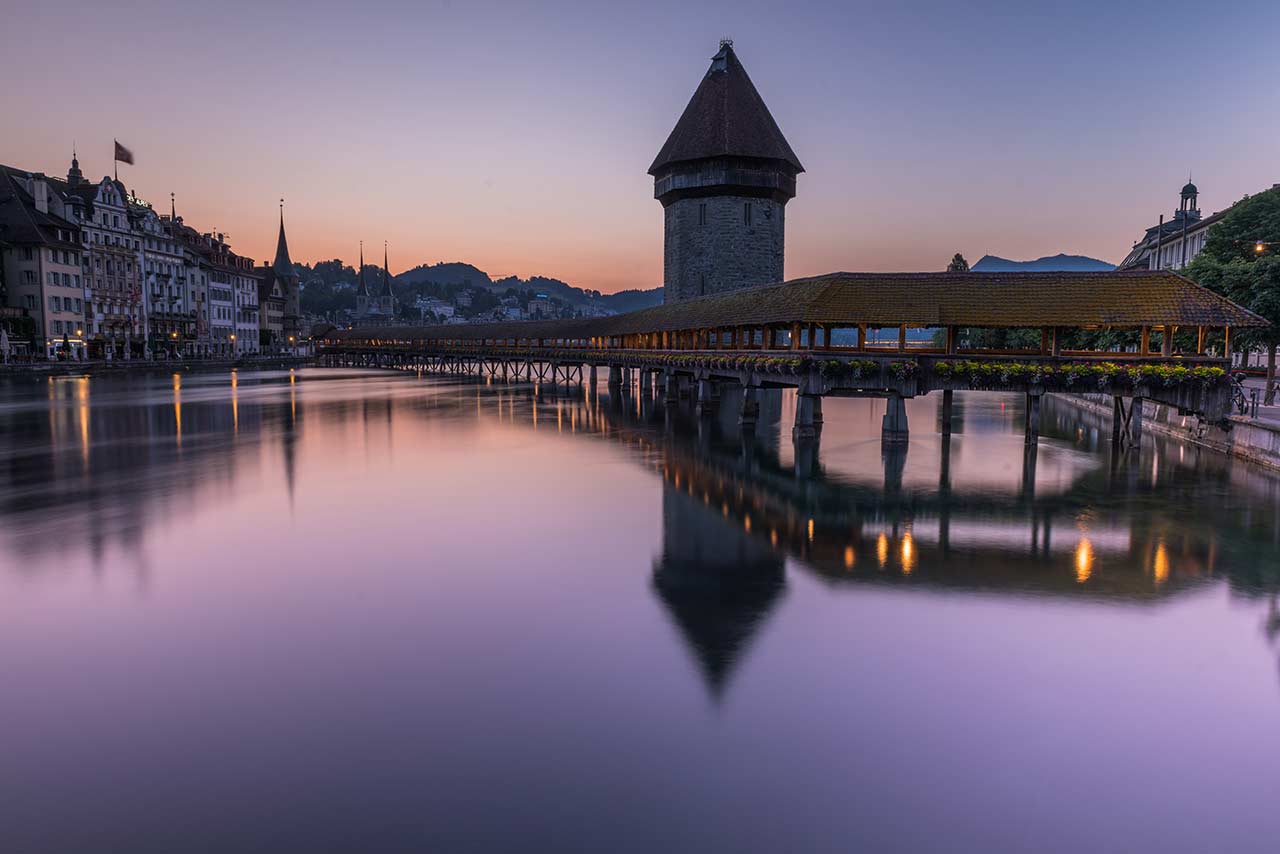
[882,394,909,444]
[589,364,598,389]
[793,393,820,441]
[639,368,652,395]
[696,378,717,417]
[607,365,622,388]
[1111,396,1145,452]
[663,369,679,403]
[1024,391,1042,445]
[739,384,761,430]
[941,389,954,436]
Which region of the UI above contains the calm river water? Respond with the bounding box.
[1,367,1278,853]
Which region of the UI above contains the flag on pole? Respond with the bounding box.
[113,140,134,165]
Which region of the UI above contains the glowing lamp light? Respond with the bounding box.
[1256,241,1266,254]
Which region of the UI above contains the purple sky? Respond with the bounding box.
[4,0,1278,292]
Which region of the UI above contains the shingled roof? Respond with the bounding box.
[649,42,803,175]
[329,270,1266,344]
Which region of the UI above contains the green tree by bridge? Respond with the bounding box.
[1187,188,1280,403]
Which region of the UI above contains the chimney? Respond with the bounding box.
[32,179,48,214]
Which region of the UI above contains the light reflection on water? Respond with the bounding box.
[0,367,1278,853]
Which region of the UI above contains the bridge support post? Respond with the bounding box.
[941,389,954,436]
[696,378,717,417]
[739,384,761,430]
[793,393,820,441]
[1130,397,1144,450]
[589,364,597,389]
[607,365,621,390]
[1024,391,1042,444]
[1111,396,1145,452]
[663,370,679,403]
[882,394,909,444]
[639,368,652,396]
[1021,438,1039,499]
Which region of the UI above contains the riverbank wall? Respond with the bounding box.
[1066,393,1280,472]
[0,355,314,379]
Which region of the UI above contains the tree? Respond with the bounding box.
[946,253,970,273]
[1186,188,1280,403]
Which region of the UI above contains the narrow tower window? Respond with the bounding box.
[699,203,707,226]
[744,202,753,226]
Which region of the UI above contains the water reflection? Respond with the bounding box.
[2,368,1280,851]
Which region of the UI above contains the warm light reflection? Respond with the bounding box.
[843,545,855,569]
[1075,538,1094,583]
[876,533,889,568]
[1154,540,1169,585]
[172,373,182,447]
[743,515,752,533]
[900,532,915,574]
[770,529,778,547]
[76,377,90,466]
[807,518,815,542]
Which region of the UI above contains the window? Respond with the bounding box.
[74,299,82,313]
[744,202,753,226]
[23,270,34,284]
[700,274,706,296]
[50,296,60,311]
[22,247,32,260]
[699,203,707,226]
[53,320,63,334]
[24,295,35,310]
[112,215,119,228]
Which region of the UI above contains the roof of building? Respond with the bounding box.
[649,42,803,176]
[0,169,82,249]
[329,270,1266,344]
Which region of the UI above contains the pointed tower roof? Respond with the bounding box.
[357,241,369,296]
[273,200,294,275]
[649,41,803,176]
[381,242,394,297]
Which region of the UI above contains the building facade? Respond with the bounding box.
[651,41,803,303]
[1116,180,1280,272]
[0,169,87,358]
[137,200,193,353]
[62,169,145,357]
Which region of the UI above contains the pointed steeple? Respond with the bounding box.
[170,192,176,222]
[273,199,294,275]
[649,40,803,176]
[357,241,369,296]
[381,241,393,297]
[67,146,84,186]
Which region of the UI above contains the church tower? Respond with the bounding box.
[379,242,396,316]
[273,202,301,340]
[355,241,370,317]
[651,40,803,303]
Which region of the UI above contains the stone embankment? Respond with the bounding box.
[0,355,313,379]
[1070,393,1280,472]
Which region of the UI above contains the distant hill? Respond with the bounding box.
[392,261,662,310]
[971,253,1114,272]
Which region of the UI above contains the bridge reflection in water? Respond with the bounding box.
[2,368,1277,699]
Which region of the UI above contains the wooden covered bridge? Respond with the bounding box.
[319,270,1265,450]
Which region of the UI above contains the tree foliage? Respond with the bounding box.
[946,253,970,273]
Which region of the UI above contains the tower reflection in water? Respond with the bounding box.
[2,368,1278,697]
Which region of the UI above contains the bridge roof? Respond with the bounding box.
[330,270,1266,343]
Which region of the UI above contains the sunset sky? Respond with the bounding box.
[5,0,1279,293]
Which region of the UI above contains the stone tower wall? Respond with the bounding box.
[663,195,785,302]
